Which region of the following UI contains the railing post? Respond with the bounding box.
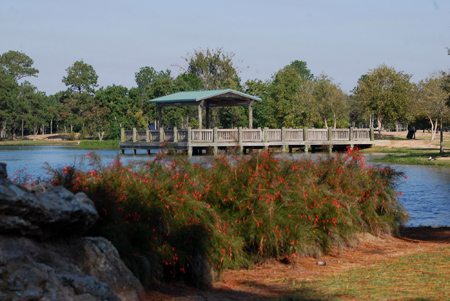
[303,127,308,141]
[146,128,150,142]
[121,128,125,142]
[132,128,137,142]
[370,127,374,141]
[264,127,268,142]
[349,127,354,141]
[213,127,218,142]
[173,127,178,142]
[187,127,192,156]
[281,127,287,152]
[328,127,332,141]
[160,128,164,142]
[238,127,244,154]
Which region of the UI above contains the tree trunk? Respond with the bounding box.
[11,120,16,141]
[440,115,444,154]
[50,120,53,134]
[377,116,383,138]
[429,117,437,141]
[333,113,337,129]
[21,119,24,139]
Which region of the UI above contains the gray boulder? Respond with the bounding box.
[0,163,146,300]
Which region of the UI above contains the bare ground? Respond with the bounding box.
[146,227,450,300]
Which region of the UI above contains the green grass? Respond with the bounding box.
[287,246,450,300]
[77,140,120,150]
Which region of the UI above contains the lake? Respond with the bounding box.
[0,145,448,227]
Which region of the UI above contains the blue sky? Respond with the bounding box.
[1,0,449,95]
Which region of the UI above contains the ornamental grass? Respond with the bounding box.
[50,147,407,289]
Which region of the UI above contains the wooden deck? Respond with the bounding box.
[119,127,376,155]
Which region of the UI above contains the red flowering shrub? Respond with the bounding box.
[50,148,407,289]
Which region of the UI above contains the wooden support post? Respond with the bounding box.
[198,105,202,129]
[328,127,332,141]
[248,103,253,129]
[158,106,162,130]
[328,145,332,154]
[370,127,374,141]
[146,128,150,142]
[132,128,137,142]
[349,127,354,142]
[173,127,178,142]
[206,106,210,129]
[303,127,308,141]
[160,128,164,142]
[281,127,287,152]
[187,127,192,156]
[304,145,309,154]
[121,128,125,142]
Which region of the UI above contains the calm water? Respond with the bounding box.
[0,146,449,227]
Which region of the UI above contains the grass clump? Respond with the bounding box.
[49,147,407,289]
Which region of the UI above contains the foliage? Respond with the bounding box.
[62,60,99,95]
[0,50,39,81]
[50,149,406,288]
[183,47,241,90]
[353,65,412,135]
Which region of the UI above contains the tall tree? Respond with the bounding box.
[353,65,412,137]
[267,65,308,128]
[0,50,39,81]
[183,47,241,90]
[289,60,314,81]
[0,73,20,139]
[309,74,349,128]
[62,60,98,95]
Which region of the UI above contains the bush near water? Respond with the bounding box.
[50,148,407,289]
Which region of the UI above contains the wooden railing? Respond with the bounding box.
[121,127,374,144]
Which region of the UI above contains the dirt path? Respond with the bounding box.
[146,227,450,300]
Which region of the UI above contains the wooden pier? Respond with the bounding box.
[119,127,376,156]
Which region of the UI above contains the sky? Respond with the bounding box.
[1,0,449,95]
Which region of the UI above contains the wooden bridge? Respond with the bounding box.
[119,127,376,156]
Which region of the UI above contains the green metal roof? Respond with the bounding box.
[148,89,262,105]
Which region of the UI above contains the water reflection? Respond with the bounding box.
[0,145,449,227]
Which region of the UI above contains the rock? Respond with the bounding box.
[0,163,146,300]
[0,182,98,238]
[83,237,146,301]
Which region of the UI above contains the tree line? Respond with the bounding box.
[1,48,450,142]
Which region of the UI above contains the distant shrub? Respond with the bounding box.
[50,148,407,289]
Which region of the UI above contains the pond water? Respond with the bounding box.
[0,145,449,227]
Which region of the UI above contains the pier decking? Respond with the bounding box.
[120,127,376,155]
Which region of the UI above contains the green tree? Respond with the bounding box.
[415,72,450,152]
[289,60,314,81]
[353,65,412,137]
[0,73,20,139]
[183,47,241,90]
[244,79,270,128]
[308,74,349,128]
[62,60,98,95]
[0,50,39,81]
[267,65,308,128]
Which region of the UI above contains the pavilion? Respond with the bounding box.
[148,89,262,129]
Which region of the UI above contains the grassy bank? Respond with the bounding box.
[77,140,120,150]
[0,139,120,150]
[290,245,450,300]
[49,148,407,289]
[0,139,78,146]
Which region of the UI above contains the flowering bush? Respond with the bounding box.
[50,147,407,288]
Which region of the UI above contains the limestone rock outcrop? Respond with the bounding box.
[0,163,146,300]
